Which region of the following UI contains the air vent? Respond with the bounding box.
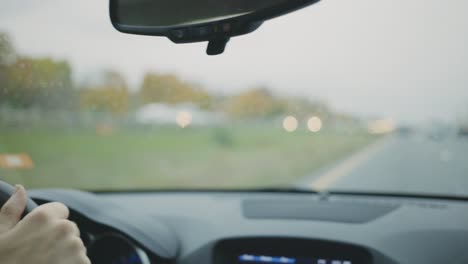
[242,198,399,223]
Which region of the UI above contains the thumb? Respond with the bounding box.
[0,185,27,234]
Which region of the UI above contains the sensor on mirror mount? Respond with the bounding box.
[165,21,263,55]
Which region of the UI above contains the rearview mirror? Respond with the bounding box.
[110,0,321,55]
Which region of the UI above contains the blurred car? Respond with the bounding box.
[425,123,455,141]
[396,126,414,137]
[459,125,468,137]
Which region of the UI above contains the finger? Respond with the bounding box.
[71,221,80,237]
[31,202,70,220]
[55,220,80,238]
[16,202,70,235]
[0,185,26,233]
[19,202,70,231]
[50,236,89,264]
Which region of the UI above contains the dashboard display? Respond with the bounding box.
[239,254,352,264]
[214,238,371,264]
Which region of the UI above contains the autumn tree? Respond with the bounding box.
[225,88,285,119]
[0,33,15,105]
[280,98,331,120]
[80,70,129,115]
[0,32,15,65]
[1,56,74,109]
[140,73,212,109]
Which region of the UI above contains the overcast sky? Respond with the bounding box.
[1,0,468,124]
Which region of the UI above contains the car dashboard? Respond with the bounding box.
[29,189,468,264]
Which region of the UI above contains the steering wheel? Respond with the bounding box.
[0,181,38,216]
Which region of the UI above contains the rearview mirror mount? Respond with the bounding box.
[109,0,321,55]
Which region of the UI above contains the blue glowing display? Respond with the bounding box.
[238,254,352,264]
[239,254,295,263]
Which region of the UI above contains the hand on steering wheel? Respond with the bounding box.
[0,181,91,264]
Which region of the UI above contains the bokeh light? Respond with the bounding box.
[282,116,298,132]
[307,116,322,132]
[176,111,192,128]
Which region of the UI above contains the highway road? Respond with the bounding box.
[299,134,468,197]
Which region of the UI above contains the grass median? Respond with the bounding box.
[0,126,377,190]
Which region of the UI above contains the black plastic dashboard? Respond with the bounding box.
[29,189,468,264]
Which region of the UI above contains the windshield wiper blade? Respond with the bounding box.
[327,190,468,202]
[254,187,468,202]
[92,187,319,194]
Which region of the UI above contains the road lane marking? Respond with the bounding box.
[309,138,390,191]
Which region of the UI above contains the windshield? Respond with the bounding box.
[1,0,467,196]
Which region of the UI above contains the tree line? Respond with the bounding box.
[0,32,334,120]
